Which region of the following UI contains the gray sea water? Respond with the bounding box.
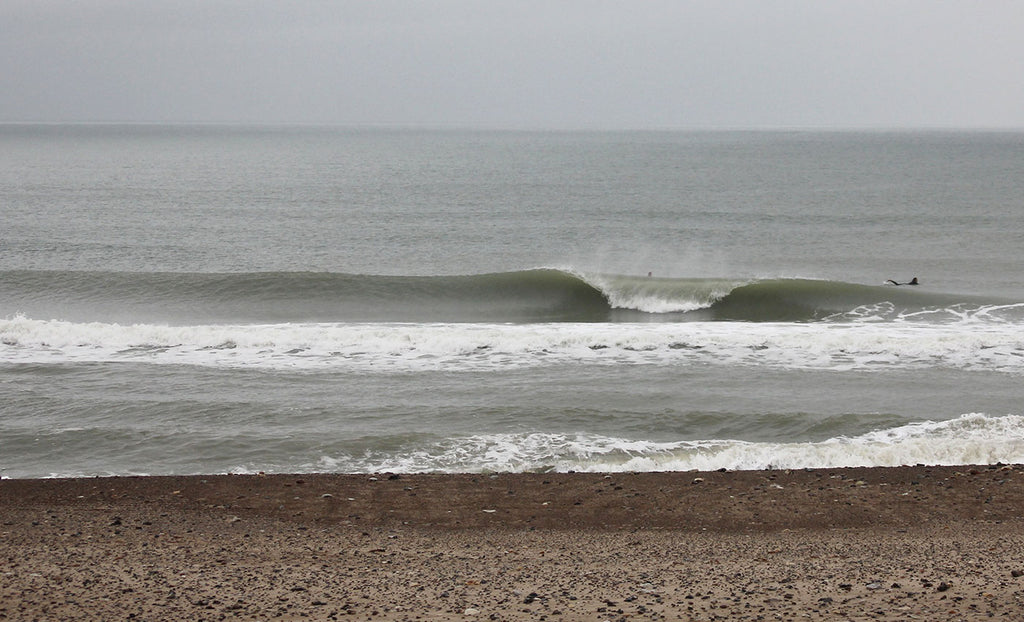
[2,125,1023,478]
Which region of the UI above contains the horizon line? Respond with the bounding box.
[3,120,1024,133]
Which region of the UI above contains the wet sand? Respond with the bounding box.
[3,465,1024,620]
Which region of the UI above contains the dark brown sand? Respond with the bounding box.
[3,465,1024,621]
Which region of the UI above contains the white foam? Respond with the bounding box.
[580,271,740,313]
[315,413,1024,473]
[837,301,1024,324]
[3,315,1024,374]
[29,413,1024,477]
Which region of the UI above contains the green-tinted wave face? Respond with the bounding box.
[706,279,1024,323]
[707,279,891,322]
[0,268,611,324]
[2,269,1021,325]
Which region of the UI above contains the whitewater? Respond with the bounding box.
[4,312,1024,374]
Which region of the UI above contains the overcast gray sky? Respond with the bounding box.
[2,1,1023,129]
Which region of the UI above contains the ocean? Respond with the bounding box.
[2,125,1023,478]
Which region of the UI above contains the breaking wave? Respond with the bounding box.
[2,268,1022,324]
[315,413,1024,473]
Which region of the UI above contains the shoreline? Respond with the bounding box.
[5,464,1024,531]
[4,465,1024,620]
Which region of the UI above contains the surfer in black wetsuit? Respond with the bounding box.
[886,277,919,286]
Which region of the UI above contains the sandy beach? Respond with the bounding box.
[3,465,1024,621]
